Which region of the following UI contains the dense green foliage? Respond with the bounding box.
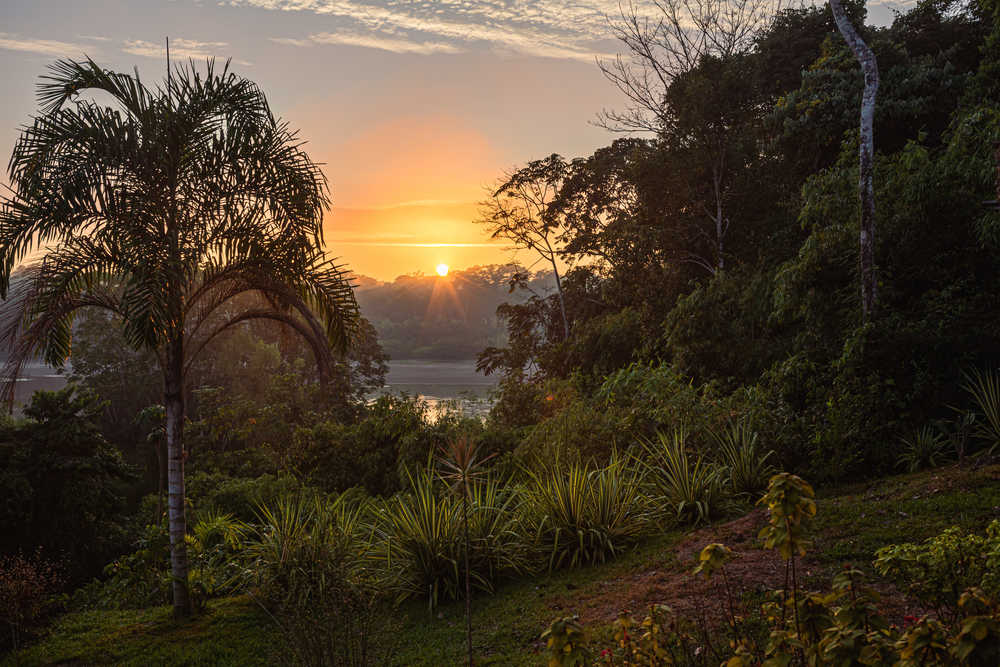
[477,0,1000,487]
[0,387,134,583]
[875,521,1000,618]
[522,456,651,570]
[4,0,1000,661]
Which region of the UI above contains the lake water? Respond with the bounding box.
[8,358,496,419]
[376,359,497,420]
[10,363,70,408]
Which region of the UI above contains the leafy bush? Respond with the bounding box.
[637,429,729,525]
[0,550,63,651]
[188,512,248,607]
[897,425,948,472]
[246,493,385,666]
[522,455,650,570]
[187,472,310,523]
[74,515,249,612]
[0,386,135,584]
[875,520,1000,619]
[596,363,732,444]
[516,380,629,465]
[73,523,171,610]
[294,395,451,496]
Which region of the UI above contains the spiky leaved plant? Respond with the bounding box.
[963,369,1000,455]
[712,420,776,498]
[638,429,729,525]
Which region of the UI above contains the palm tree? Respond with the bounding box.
[0,58,359,615]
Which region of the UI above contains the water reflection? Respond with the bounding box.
[373,359,497,422]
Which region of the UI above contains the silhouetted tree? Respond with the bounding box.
[479,156,571,339]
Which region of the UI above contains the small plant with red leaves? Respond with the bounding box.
[0,550,64,651]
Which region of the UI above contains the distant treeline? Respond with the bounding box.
[353,264,555,360]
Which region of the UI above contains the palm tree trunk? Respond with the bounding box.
[156,439,165,519]
[165,336,191,616]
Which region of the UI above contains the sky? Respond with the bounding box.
[1,0,912,281]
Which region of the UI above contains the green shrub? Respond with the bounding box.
[187,511,248,607]
[874,520,1000,619]
[187,472,309,523]
[73,513,250,612]
[522,454,650,570]
[517,380,628,465]
[637,429,729,525]
[294,395,452,496]
[596,362,732,444]
[72,523,172,610]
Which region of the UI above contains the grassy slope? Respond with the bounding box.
[7,464,1000,666]
[3,597,280,667]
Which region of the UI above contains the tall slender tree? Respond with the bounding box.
[0,58,358,615]
[829,0,880,320]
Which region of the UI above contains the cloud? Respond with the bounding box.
[78,35,111,42]
[122,38,253,66]
[233,0,621,60]
[368,199,473,210]
[0,33,90,57]
[331,241,498,247]
[271,31,460,55]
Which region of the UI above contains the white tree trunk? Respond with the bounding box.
[551,258,570,340]
[165,336,191,615]
[830,0,880,320]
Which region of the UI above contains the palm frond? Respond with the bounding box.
[1,57,358,401]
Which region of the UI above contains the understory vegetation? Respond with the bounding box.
[2,0,1000,663]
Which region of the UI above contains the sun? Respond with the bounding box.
[436,263,449,277]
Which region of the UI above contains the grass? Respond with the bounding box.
[388,531,681,666]
[812,463,1000,566]
[7,463,1000,666]
[3,597,279,666]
